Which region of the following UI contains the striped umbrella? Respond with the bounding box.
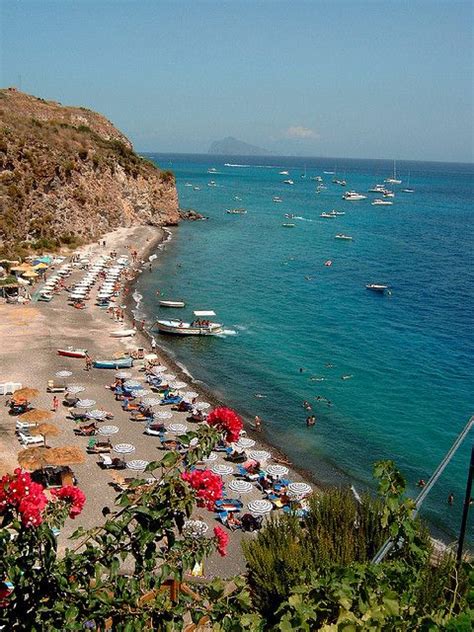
[235,437,255,450]
[267,464,289,478]
[168,423,188,434]
[75,399,96,408]
[228,479,253,494]
[126,459,149,471]
[66,385,85,394]
[141,397,162,407]
[98,425,119,436]
[55,370,72,378]
[195,402,210,411]
[155,411,173,420]
[247,499,273,515]
[248,450,271,462]
[210,463,234,477]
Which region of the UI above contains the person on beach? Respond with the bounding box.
[151,338,156,352]
[85,353,92,372]
[447,493,454,506]
[52,396,59,412]
[254,415,262,431]
[417,479,426,488]
[141,319,146,331]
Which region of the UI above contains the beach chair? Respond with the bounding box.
[46,380,66,393]
[18,432,45,447]
[15,420,37,432]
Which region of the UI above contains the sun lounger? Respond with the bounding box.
[16,420,37,432]
[99,455,126,469]
[18,432,45,447]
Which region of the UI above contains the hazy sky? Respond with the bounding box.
[1,0,472,161]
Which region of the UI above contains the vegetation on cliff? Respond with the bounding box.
[0,89,179,258]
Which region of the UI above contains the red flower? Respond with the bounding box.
[182,469,223,510]
[207,407,243,443]
[0,469,48,527]
[0,584,12,608]
[51,485,86,518]
[213,525,229,557]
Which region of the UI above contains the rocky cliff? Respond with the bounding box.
[0,88,179,255]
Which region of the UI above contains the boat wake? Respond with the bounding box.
[215,328,238,337]
[224,163,250,168]
[294,216,313,222]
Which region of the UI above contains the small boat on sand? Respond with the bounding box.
[154,310,223,336]
[93,357,134,369]
[366,284,389,293]
[159,300,185,308]
[57,347,88,358]
[110,329,136,338]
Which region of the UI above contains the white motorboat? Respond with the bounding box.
[110,329,136,338]
[208,167,217,173]
[372,199,393,206]
[279,170,289,175]
[273,196,283,203]
[323,170,335,174]
[193,186,201,191]
[368,184,386,193]
[159,300,186,308]
[333,178,346,186]
[185,183,193,187]
[226,208,247,214]
[282,223,296,227]
[366,284,389,293]
[320,212,336,218]
[383,190,395,198]
[155,310,223,336]
[329,209,345,216]
[385,160,402,184]
[208,181,217,187]
[335,234,353,240]
[343,191,367,201]
[283,179,294,185]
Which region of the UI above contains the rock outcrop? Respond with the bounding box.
[0,88,179,254]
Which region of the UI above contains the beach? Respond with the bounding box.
[0,223,315,577]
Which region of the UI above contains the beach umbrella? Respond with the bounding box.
[141,397,162,407]
[19,409,53,423]
[113,443,136,454]
[210,463,234,477]
[170,381,187,390]
[267,464,289,479]
[34,263,49,270]
[235,437,255,450]
[13,388,40,401]
[55,370,73,378]
[47,446,86,467]
[75,399,96,408]
[124,380,142,389]
[30,423,61,447]
[155,411,173,420]
[86,410,108,420]
[248,450,271,463]
[201,451,218,463]
[21,270,38,278]
[17,447,51,471]
[126,459,149,471]
[195,402,210,411]
[183,520,209,538]
[115,371,131,379]
[98,425,119,436]
[66,385,85,395]
[287,482,312,497]
[247,499,273,515]
[228,479,253,494]
[167,423,188,434]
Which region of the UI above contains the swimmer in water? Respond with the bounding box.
[325,363,334,368]
[254,393,267,399]
[303,400,312,411]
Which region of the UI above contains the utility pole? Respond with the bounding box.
[456,445,473,566]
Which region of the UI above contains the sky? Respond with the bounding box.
[0,0,472,162]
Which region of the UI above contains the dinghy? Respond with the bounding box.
[154,310,223,336]
[159,300,186,308]
[93,357,134,369]
[57,347,88,358]
[109,329,136,338]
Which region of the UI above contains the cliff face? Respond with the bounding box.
[0,88,179,253]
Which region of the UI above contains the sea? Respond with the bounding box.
[135,153,473,544]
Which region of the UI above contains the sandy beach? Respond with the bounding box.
[0,224,315,578]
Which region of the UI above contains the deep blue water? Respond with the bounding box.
[138,153,473,543]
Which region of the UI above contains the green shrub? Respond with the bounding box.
[159,169,175,183]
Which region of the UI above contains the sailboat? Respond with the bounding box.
[385,160,402,185]
[402,172,414,193]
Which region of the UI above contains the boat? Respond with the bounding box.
[366,284,389,293]
[343,191,367,201]
[281,223,296,227]
[154,310,223,336]
[320,212,336,218]
[368,184,386,193]
[110,329,136,338]
[93,357,134,369]
[193,186,201,191]
[226,208,247,214]
[385,160,402,184]
[335,234,353,240]
[284,213,295,219]
[184,183,193,187]
[208,167,217,173]
[159,300,186,308]
[283,179,294,185]
[372,199,393,206]
[38,292,53,302]
[273,196,283,203]
[279,170,289,175]
[207,181,217,187]
[402,172,414,193]
[57,347,88,359]
[323,170,335,174]
[383,190,395,198]
[329,209,345,216]
[301,165,307,178]
[333,178,346,186]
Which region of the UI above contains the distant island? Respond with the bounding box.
[208,136,273,156]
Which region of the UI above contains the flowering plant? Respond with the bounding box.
[182,468,223,510]
[207,407,243,443]
[213,525,229,557]
[51,485,86,519]
[0,468,48,527]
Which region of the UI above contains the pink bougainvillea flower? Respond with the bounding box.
[207,407,243,443]
[51,485,86,518]
[213,525,229,557]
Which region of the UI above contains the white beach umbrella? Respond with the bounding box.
[75,399,96,408]
[55,370,73,378]
[86,410,108,420]
[247,499,273,515]
[287,482,312,497]
[210,463,234,477]
[266,464,289,479]
[141,397,162,407]
[195,402,210,411]
[235,437,256,450]
[162,374,176,381]
[170,381,187,390]
[228,479,253,494]
[168,423,188,434]
[66,385,85,394]
[155,411,173,420]
[124,380,142,388]
[126,459,149,471]
[183,391,199,401]
[248,450,271,463]
[113,443,136,454]
[98,425,119,436]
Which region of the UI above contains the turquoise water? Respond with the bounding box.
[138,154,473,543]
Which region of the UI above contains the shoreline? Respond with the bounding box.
[122,226,327,494]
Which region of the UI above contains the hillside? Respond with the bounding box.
[208,136,272,156]
[0,88,179,256]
